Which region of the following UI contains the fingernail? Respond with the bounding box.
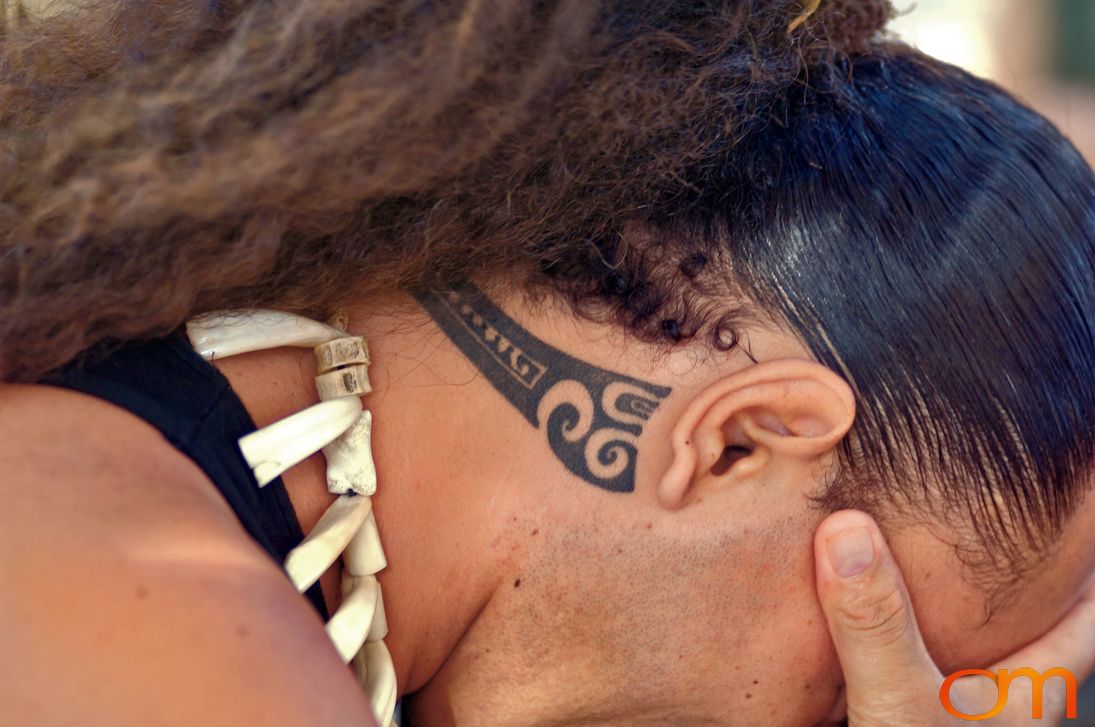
[826,527,875,578]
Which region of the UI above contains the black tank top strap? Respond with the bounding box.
[39,328,329,619]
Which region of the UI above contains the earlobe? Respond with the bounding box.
[657,359,855,510]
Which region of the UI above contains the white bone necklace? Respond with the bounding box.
[186,309,397,727]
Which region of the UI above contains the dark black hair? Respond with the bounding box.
[647,47,1095,593]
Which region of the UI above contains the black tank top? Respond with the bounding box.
[39,328,329,618]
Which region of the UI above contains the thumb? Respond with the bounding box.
[814,510,942,723]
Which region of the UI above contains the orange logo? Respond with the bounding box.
[939,667,1077,720]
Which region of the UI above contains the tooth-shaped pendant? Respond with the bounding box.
[187,309,345,360]
[364,640,398,727]
[239,396,363,487]
[284,494,372,591]
[322,410,377,496]
[345,508,387,576]
[326,573,380,663]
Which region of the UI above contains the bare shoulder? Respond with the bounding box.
[0,384,375,726]
[0,383,243,537]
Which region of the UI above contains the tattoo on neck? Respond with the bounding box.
[414,285,672,493]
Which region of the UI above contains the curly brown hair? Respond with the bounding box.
[0,0,891,381]
[6,1,1095,595]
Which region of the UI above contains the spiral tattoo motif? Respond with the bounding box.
[414,286,671,492]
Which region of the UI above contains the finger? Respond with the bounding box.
[993,572,1095,681]
[814,510,941,710]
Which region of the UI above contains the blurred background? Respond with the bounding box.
[4,0,1094,722]
[890,0,1095,163]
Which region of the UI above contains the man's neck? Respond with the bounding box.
[206,287,748,705]
[208,298,509,696]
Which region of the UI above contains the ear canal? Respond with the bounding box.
[710,445,751,477]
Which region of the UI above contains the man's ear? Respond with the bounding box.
[657,359,855,509]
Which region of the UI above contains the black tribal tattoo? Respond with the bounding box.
[414,286,672,493]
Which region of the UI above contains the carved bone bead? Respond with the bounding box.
[345,508,387,576]
[367,581,389,642]
[322,410,377,496]
[316,363,372,400]
[314,336,370,374]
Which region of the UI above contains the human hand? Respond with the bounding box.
[813,510,1095,726]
